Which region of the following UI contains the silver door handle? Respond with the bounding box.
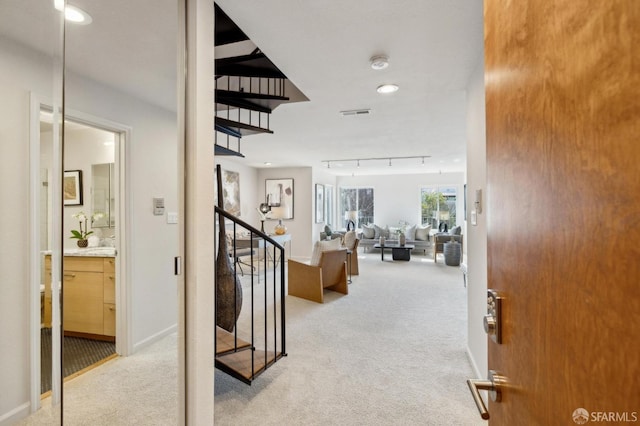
[466,370,505,420]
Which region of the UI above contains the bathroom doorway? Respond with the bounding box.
[36,105,128,399]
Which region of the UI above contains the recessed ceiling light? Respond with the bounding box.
[377,84,399,94]
[370,55,389,70]
[264,162,272,166]
[54,1,93,25]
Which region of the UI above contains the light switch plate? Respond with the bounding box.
[153,198,165,216]
[167,212,178,224]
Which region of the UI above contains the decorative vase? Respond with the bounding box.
[399,232,406,246]
[77,239,88,248]
[274,221,287,235]
[379,236,386,246]
[215,165,243,332]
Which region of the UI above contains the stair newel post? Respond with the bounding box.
[279,241,286,357]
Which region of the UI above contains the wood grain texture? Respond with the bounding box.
[103,303,116,336]
[63,271,104,335]
[287,249,348,303]
[485,0,640,424]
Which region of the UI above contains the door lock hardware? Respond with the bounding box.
[466,370,506,420]
[484,289,503,343]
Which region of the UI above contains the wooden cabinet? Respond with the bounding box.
[44,255,116,340]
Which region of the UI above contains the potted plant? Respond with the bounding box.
[70,212,103,247]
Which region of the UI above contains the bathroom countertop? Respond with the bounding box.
[42,247,117,257]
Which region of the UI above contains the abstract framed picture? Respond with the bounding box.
[222,169,241,216]
[315,184,324,223]
[64,170,83,206]
[265,178,294,219]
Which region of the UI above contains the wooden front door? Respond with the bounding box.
[483,1,640,424]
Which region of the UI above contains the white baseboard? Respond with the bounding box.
[132,323,177,353]
[466,345,488,406]
[0,402,30,426]
[466,345,482,379]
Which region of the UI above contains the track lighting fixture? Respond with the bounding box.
[322,155,430,169]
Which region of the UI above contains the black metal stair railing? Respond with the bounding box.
[214,74,289,157]
[214,206,287,384]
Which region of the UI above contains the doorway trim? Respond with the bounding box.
[28,94,132,411]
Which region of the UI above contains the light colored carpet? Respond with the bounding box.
[214,252,484,426]
[17,333,178,425]
[19,251,483,425]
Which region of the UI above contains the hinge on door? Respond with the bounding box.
[174,256,182,275]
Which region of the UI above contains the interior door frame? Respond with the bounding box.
[28,94,132,411]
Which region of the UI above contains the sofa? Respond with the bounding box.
[357,224,432,254]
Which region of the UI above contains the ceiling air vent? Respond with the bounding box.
[339,109,371,117]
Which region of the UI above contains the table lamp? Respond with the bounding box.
[270,206,288,235]
[258,203,271,233]
[345,210,358,231]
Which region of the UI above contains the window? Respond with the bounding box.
[339,187,374,229]
[421,186,457,229]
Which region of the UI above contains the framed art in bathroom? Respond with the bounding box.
[64,170,83,206]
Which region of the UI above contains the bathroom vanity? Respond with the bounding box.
[44,249,116,341]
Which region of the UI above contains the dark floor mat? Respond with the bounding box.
[41,328,116,394]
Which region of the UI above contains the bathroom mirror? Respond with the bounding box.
[92,163,115,228]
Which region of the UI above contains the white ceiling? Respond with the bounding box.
[0,0,483,176]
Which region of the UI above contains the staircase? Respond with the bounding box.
[214,207,287,384]
[214,4,291,157]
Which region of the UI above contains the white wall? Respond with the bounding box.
[0,35,52,424]
[465,56,488,379]
[336,172,466,229]
[0,36,179,422]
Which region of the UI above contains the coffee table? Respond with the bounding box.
[373,243,415,261]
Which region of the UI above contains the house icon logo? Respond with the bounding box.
[573,408,590,424]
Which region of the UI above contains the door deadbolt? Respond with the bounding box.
[484,289,502,343]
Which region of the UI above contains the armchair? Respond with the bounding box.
[288,248,348,303]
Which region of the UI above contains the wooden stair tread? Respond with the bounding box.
[216,349,282,382]
[216,326,252,355]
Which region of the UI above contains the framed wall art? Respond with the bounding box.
[214,169,241,216]
[222,169,241,216]
[315,184,325,223]
[64,170,83,206]
[265,178,294,219]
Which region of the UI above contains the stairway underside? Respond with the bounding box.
[216,350,284,385]
[215,117,273,137]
